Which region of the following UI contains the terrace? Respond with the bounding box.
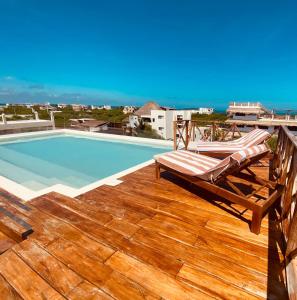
[0,126,296,299]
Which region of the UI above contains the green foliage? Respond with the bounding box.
[4,105,32,115]
[191,113,227,125]
[267,135,278,152]
[136,122,163,139]
[91,108,126,122]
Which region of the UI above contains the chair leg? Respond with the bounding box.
[251,209,262,235]
[155,162,160,180]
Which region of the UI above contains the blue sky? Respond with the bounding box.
[0,0,296,109]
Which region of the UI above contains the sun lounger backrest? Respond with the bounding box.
[229,129,271,147]
[208,144,269,181]
[230,144,269,164]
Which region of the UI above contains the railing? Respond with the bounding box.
[173,120,242,150]
[271,126,297,299]
[229,101,263,107]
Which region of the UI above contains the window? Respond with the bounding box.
[177,115,183,121]
[158,127,164,130]
[158,115,164,119]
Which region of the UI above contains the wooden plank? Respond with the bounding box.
[178,264,262,300]
[121,167,270,225]
[0,231,16,254]
[33,222,115,261]
[79,188,156,218]
[13,239,84,297]
[132,228,268,297]
[0,274,22,300]
[0,209,33,242]
[206,217,269,246]
[0,190,32,211]
[0,250,64,299]
[143,214,273,274]
[30,195,182,276]
[105,218,139,237]
[0,196,116,260]
[106,251,214,300]
[42,192,113,225]
[30,196,128,249]
[46,237,160,300]
[67,281,114,300]
[138,216,198,245]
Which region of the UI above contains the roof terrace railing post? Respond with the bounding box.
[185,120,189,149]
[273,126,297,299]
[173,120,177,150]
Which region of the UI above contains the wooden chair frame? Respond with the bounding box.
[155,151,283,234]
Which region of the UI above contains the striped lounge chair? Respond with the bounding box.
[187,129,271,157]
[154,144,283,234]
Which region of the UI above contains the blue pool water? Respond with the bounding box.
[0,134,169,191]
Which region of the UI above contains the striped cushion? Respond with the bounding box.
[188,129,270,153]
[230,144,269,164]
[155,144,269,181]
[155,150,222,180]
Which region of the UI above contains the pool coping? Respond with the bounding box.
[0,129,173,201]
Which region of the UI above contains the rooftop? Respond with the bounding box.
[134,101,161,117]
[0,162,288,299]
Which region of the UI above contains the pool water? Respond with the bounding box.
[0,134,169,191]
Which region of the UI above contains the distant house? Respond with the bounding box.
[226,101,297,134]
[57,103,68,109]
[91,105,112,110]
[227,102,271,121]
[38,103,55,111]
[71,104,88,112]
[70,118,109,132]
[123,106,136,114]
[134,101,161,125]
[132,101,212,139]
[198,107,214,115]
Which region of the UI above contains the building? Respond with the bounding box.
[70,118,109,132]
[91,105,112,110]
[227,102,271,121]
[132,101,214,139]
[71,104,88,112]
[134,101,161,125]
[226,101,297,133]
[198,107,214,115]
[57,103,68,109]
[123,106,136,114]
[150,109,201,139]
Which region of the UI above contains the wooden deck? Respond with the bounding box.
[0,163,288,299]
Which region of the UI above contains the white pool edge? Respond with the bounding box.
[0,129,172,201]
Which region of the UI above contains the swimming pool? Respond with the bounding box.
[0,130,171,200]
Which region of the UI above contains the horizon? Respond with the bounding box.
[0,1,296,109]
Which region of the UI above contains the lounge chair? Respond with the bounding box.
[154,144,283,234]
[187,128,271,157]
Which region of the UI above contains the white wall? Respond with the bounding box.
[151,109,198,140]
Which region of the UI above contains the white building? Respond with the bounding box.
[127,115,140,128]
[91,105,112,110]
[198,107,214,115]
[71,104,88,111]
[151,109,201,140]
[123,106,136,114]
[57,103,68,109]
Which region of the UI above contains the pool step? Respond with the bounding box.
[0,159,57,190]
[0,158,92,192]
[0,147,94,186]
